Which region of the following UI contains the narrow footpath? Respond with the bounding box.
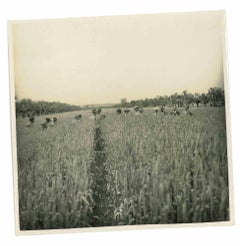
[89,122,110,226]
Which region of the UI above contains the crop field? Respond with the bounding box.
[15,107,229,230]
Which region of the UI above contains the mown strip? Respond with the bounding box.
[89,123,110,226]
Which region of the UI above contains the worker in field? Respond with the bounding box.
[174,107,180,115]
[160,105,165,113]
[92,108,97,120]
[170,106,180,116]
[40,118,51,130]
[116,108,122,115]
[185,104,190,112]
[124,108,130,115]
[154,105,159,115]
[134,106,143,116]
[74,114,82,120]
[184,104,193,116]
[97,108,101,115]
[139,107,144,114]
[92,108,106,121]
[26,115,35,128]
[53,117,58,124]
[134,106,139,112]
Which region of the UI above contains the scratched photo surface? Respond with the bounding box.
[9,11,231,232]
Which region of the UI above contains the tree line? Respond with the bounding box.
[117,87,225,108]
[15,98,81,118]
[15,87,225,118]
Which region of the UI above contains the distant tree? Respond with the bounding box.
[207,87,225,107]
[156,95,167,106]
[142,98,149,107]
[83,105,89,110]
[129,100,136,107]
[163,95,170,106]
[200,93,209,107]
[176,94,183,107]
[113,87,224,109]
[194,93,201,107]
[182,90,194,106]
[170,93,178,107]
[137,99,144,107]
[120,98,128,107]
[15,99,81,118]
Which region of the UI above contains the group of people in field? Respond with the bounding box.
[26,114,58,130]
[116,104,193,117]
[90,108,106,120]
[25,104,193,130]
[116,106,142,116]
[40,117,58,129]
[154,105,193,116]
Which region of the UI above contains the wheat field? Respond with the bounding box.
[15,107,229,230]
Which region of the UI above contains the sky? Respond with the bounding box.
[11,11,225,106]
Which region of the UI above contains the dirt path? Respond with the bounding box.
[89,123,111,226]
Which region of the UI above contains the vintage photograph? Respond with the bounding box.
[9,10,232,233]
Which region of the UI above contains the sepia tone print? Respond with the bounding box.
[8,10,233,234]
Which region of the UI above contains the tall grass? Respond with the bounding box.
[17,114,94,229]
[16,107,229,229]
[102,107,229,225]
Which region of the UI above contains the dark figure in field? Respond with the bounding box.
[160,105,168,115]
[53,117,58,124]
[160,105,165,113]
[170,107,180,116]
[97,108,106,120]
[45,117,51,123]
[40,117,52,130]
[134,106,139,112]
[91,109,97,120]
[139,107,144,114]
[92,109,97,116]
[154,106,159,115]
[49,117,58,127]
[134,106,143,116]
[74,114,82,120]
[92,108,105,121]
[26,115,35,128]
[97,108,102,115]
[185,105,190,111]
[184,105,193,116]
[99,114,106,120]
[29,116,35,124]
[124,109,130,114]
[41,121,48,130]
[116,108,122,115]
